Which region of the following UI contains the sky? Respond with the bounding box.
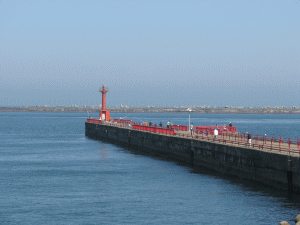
[1,0,299,107]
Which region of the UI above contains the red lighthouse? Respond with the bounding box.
[99,84,110,121]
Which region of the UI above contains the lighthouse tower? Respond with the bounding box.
[99,84,110,121]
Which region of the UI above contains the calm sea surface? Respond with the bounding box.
[1,112,300,224]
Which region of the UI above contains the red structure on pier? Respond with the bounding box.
[99,84,110,121]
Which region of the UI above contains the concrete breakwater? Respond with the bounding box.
[85,122,300,192]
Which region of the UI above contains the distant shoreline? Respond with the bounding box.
[1,106,300,114]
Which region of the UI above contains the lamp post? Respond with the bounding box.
[187,108,192,131]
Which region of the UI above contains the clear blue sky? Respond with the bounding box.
[1,0,299,107]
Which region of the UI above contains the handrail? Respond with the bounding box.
[174,132,300,155]
[87,118,102,124]
[132,124,175,135]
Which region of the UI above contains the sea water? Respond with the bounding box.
[1,112,300,224]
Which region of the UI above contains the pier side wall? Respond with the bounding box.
[85,122,300,191]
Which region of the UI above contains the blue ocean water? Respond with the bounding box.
[1,112,300,224]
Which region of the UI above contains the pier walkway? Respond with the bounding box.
[87,118,300,157]
[175,130,300,157]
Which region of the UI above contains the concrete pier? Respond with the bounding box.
[85,121,300,192]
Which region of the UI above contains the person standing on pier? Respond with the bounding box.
[264,134,267,144]
[144,121,148,126]
[228,122,232,131]
[190,123,194,136]
[149,121,152,126]
[167,121,170,129]
[159,122,163,127]
[214,127,218,140]
[246,132,252,146]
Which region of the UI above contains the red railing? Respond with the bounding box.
[87,118,102,124]
[132,125,175,135]
[174,131,300,155]
[172,125,236,133]
[195,125,236,132]
[173,125,189,131]
[112,119,132,124]
[195,128,216,135]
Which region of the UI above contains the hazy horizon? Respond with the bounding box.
[0,104,298,109]
[1,0,299,108]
